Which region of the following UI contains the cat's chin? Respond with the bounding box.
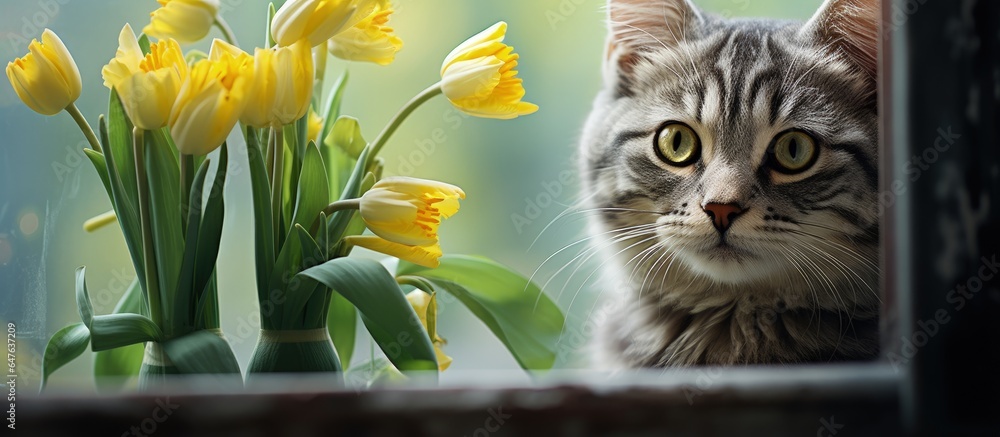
[678,245,782,285]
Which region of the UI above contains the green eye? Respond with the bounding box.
[771,130,818,173]
[655,122,700,166]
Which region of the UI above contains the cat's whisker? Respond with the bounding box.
[541,225,659,302]
[534,224,660,310]
[788,229,880,276]
[527,223,660,310]
[525,191,605,251]
[557,234,661,346]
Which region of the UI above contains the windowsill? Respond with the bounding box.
[23,364,901,435]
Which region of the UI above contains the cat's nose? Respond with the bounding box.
[703,203,745,233]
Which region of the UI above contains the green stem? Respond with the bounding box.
[321,199,360,217]
[134,128,161,328]
[270,127,285,250]
[66,103,102,153]
[265,127,276,182]
[214,17,239,47]
[396,276,436,294]
[180,154,194,232]
[365,83,443,168]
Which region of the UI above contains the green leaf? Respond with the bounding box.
[106,90,138,211]
[176,158,211,331]
[194,144,228,301]
[102,94,146,293]
[41,323,90,390]
[137,34,151,55]
[334,172,375,257]
[327,292,356,368]
[265,228,303,329]
[90,314,163,351]
[161,330,242,376]
[244,127,274,299]
[145,129,184,334]
[326,146,370,248]
[328,116,367,159]
[83,149,112,198]
[320,70,349,147]
[292,225,327,328]
[75,266,94,328]
[398,255,566,371]
[289,142,329,232]
[282,124,301,226]
[94,277,145,391]
[300,258,438,373]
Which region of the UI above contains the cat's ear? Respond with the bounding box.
[802,0,879,79]
[605,0,703,84]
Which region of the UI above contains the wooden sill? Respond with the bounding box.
[21,364,900,436]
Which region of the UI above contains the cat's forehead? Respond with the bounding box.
[626,22,869,142]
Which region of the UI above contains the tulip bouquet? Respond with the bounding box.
[12,0,565,390]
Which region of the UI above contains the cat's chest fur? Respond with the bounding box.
[595,282,880,368]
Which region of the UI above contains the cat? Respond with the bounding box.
[580,0,881,367]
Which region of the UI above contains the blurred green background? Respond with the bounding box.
[0,0,821,390]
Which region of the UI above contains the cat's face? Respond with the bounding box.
[582,0,879,304]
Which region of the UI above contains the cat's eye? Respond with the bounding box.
[655,122,700,166]
[770,130,818,173]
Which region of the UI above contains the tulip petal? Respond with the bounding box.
[442,21,507,72]
[348,236,442,269]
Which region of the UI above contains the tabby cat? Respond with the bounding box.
[581,0,881,367]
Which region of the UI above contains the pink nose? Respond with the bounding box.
[703,203,745,232]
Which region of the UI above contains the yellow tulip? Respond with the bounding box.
[271,0,381,47]
[359,177,465,247]
[405,289,452,371]
[308,110,323,144]
[143,0,220,44]
[241,40,314,128]
[5,29,81,116]
[169,40,252,155]
[347,235,443,268]
[101,24,188,130]
[440,22,538,120]
[328,1,402,66]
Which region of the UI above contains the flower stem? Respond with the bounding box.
[365,83,443,167]
[66,103,102,153]
[180,154,194,232]
[270,128,285,249]
[321,199,361,217]
[134,128,162,328]
[214,17,239,47]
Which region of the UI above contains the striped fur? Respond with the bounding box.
[583,0,880,368]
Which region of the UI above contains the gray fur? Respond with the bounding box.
[582,0,880,368]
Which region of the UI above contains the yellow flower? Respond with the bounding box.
[143,0,220,44]
[271,0,381,47]
[440,22,538,120]
[5,29,81,116]
[308,110,323,144]
[328,1,402,66]
[101,24,188,130]
[347,236,443,268]
[241,40,314,128]
[405,290,452,371]
[359,177,465,247]
[168,39,252,155]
